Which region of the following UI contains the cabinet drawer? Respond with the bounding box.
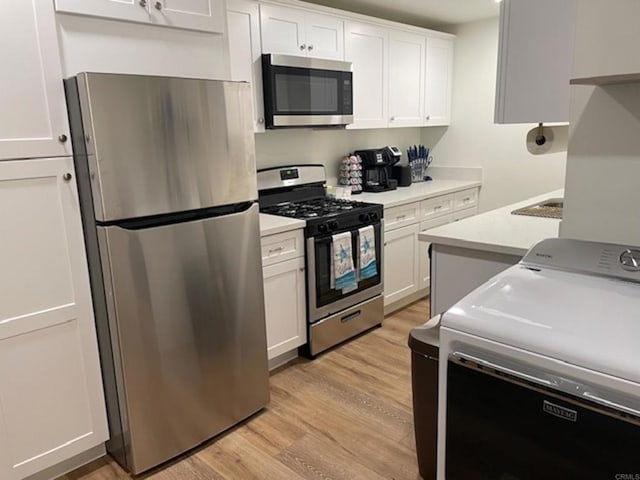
[453,206,478,222]
[420,194,454,221]
[261,229,304,266]
[384,202,420,231]
[454,188,478,211]
[420,213,454,231]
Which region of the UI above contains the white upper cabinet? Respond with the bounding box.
[571,1,638,81]
[227,0,265,131]
[260,4,306,55]
[494,0,575,123]
[388,30,425,127]
[0,157,108,480]
[54,0,150,23]
[227,1,455,131]
[0,0,71,161]
[425,36,453,126]
[260,4,344,59]
[345,21,388,129]
[303,12,344,60]
[55,0,224,33]
[150,0,224,32]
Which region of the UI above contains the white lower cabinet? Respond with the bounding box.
[383,223,420,305]
[261,229,306,362]
[382,187,480,311]
[263,257,306,360]
[0,157,108,480]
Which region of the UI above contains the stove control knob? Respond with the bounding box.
[370,212,379,221]
[359,213,369,222]
[619,249,640,271]
[329,220,339,231]
[319,224,328,234]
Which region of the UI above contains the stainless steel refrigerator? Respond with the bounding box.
[65,73,269,474]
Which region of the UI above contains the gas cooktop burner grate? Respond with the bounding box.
[261,198,364,219]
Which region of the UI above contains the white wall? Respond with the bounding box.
[255,127,423,181]
[56,13,229,78]
[421,17,567,213]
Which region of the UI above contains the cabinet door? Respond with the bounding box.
[424,36,453,126]
[345,22,388,129]
[418,215,453,291]
[260,4,306,55]
[151,0,224,33]
[305,12,344,60]
[263,257,307,360]
[388,30,425,127]
[495,0,574,123]
[55,0,150,23]
[0,158,108,479]
[383,223,420,306]
[1,0,72,161]
[227,0,265,131]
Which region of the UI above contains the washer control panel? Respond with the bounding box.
[619,249,640,272]
[522,238,640,283]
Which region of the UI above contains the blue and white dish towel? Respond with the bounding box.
[358,225,377,280]
[331,232,357,290]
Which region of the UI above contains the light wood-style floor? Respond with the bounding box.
[60,299,430,480]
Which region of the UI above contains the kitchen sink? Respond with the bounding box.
[511,198,563,219]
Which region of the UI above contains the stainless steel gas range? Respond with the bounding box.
[258,165,384,357]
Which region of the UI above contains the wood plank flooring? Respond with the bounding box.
[59,299,430,480]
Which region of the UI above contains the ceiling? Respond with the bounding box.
[300,0,501,30]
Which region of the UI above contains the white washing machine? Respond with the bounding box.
[437,238,640,480]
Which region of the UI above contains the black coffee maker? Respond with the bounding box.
[354,146,402,192]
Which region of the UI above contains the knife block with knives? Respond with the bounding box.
[407,144,432,182]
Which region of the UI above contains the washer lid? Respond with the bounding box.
[442,240,640,384]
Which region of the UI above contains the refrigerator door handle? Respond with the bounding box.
[100,201,256,231]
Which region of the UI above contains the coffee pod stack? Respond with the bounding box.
[338,155,363,194]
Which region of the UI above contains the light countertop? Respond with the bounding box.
[259,213,305,237]
[357,179,482,208]
[418,189,564,257]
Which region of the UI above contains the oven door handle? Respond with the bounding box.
[451,352,555,388]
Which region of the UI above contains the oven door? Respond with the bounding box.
[262,54,353,128]
[445,353,640,480]
[307,222,383,322]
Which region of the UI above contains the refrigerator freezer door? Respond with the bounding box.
[98,203,268,474]
[76,74,257,222]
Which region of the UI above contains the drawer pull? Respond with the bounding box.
[462,197,471,203]
[341,310,361,323]
[268,246,284,254]
[396,214,407,220]
[433,205,442,210]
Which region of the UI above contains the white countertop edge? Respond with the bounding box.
[259,213,305,237]
[417,233,529,257]
[357,179,482,208]
[417,188,564,256]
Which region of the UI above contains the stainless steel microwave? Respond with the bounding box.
[261,54,353,129]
